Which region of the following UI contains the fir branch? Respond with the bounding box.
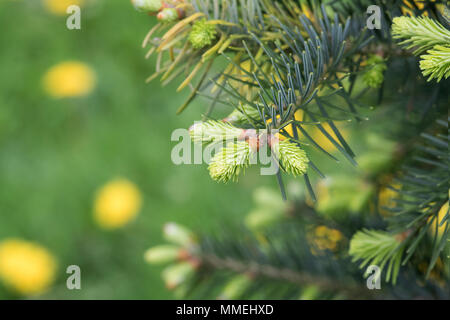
[349,229,405,284]
[362,118,450,280]
[392,16,450,55]
[273,139,309,177]
[420,44,450,82]
[189,120,244,144]
[198,252,372,298]
[208,140,253,182]
[191,221,378,299]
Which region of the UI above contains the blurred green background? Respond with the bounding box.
[0,0,264,299]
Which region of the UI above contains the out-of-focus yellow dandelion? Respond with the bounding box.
[266,109,304,141]
[401,0,428,17]
[94,179,142,229]
[428,200,449,238]
[42,61,96,98]
[378,183,401,217]
[307,225,344,254]
[0,239,57,295]
[300,2,314,21]
[43,0,84,16]
[309,122,350,153]
[418,257,445,286]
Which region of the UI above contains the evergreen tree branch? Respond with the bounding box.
[198,252,373,298]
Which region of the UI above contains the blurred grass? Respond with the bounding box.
[0,0,263,299]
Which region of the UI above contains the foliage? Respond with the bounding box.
[392,15,450,82]
[392,15,450,55]
[349,230,404,284]
[136,0,449,300]
[420,45,450,82]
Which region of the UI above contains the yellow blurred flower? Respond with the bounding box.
[0,239,57,295]
[42,61,96,98]
[428,200,449,238]
[300,2,314,21]
[94,179,142,229]
[307,225,344,254]
[418,257,445,286]
[43,0,84,16]
[267,109,304,141]
[308,122,350,153]
[401,0,428,17]
[378,183,401,217]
